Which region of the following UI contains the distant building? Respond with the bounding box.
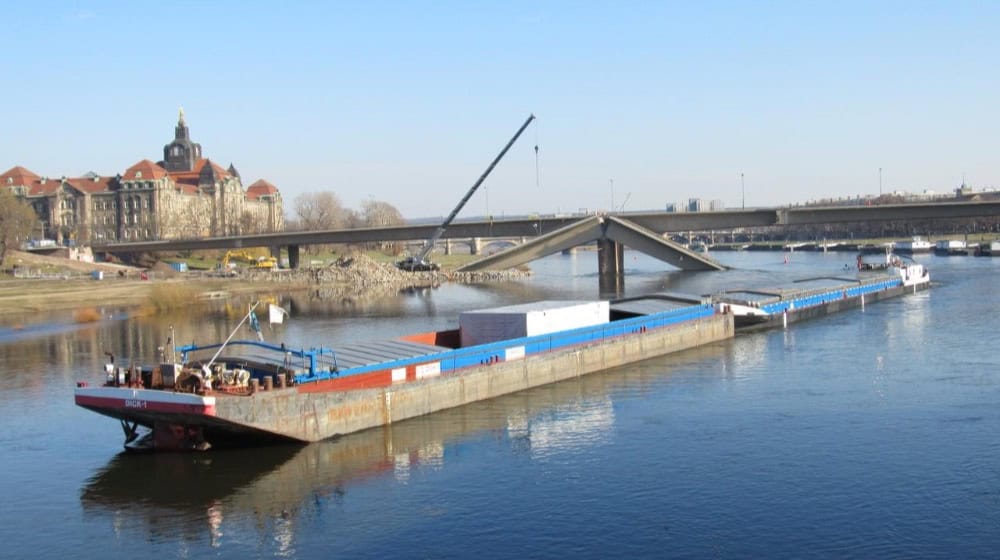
[709,199,725,211]
[687,198,706,212]
[1,110,283,244]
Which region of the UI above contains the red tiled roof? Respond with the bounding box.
[27,178,61,196]
[246,179,278,200]
[168,159,231,188]
[124,159,168,180]
[65,176,116,194]
[195,158,229,176]
[1,165,42,186]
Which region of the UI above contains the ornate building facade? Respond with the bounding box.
[1,110,284,243]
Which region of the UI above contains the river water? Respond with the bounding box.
[2,251,999,559]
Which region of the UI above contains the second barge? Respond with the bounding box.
[714,258,929,329]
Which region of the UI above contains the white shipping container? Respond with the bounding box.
[459,300,609,347]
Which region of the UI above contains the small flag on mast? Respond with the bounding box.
[249,308,263,341]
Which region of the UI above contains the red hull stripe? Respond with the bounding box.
[74,388,216,416]
[296,369,392,393]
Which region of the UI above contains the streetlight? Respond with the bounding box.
[610,179,615,213]
[740,172,745,209]
[879,167,882,197]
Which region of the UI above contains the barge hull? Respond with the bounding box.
[213,314,733,443]
[735,280,929,331]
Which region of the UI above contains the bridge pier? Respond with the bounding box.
[287,245,300,269]
[444,239,452,256]
[471,237,482,255]
[597,238,624,295]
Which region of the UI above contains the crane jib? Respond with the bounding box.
[408,114,536,268]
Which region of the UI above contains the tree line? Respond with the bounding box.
[287,193,406,253]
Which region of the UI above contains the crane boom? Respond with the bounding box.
[400,114,535,270]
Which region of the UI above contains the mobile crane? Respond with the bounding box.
[397,114,535,271]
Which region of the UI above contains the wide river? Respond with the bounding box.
[2,250,998,559]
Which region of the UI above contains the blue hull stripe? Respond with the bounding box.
[293,304,715,385]
[758,278,902,316]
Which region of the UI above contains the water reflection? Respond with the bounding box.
[507,397,615,460]
[79,343,726,551]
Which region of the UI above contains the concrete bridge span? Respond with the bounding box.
[91,199,1000,284]
[93,200,1000,256]
[457,215,724,292]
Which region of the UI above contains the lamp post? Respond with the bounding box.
[610,179,615,213]
[879,167,882,197]
[740,172,745,209]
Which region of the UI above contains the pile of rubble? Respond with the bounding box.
[241,254,529,291]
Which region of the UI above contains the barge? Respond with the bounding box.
[934,239,968,256]
[75,259,930,452]
[714,258,929,330]
[894,236,932,254]
[75,297,733,451]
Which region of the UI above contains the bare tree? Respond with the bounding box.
[293,192,347,230]
[0,190,39,266]
[293,192,350,254]
[361,199,405,253]
[239,211,257,235]
[361,199,404,228]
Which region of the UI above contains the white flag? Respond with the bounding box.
[268,303,289,325]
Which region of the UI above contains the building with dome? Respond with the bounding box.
[1,110,284,244]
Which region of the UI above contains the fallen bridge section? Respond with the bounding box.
[456,215,725,291]
[601,216,725,271]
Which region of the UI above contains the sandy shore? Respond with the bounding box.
[0,250,287,316]
[0,250,518,317]
[0,276,283,316]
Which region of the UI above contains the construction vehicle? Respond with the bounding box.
[397,114,536,272]
[222,250,278,270]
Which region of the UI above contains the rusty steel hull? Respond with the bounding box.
[77,314,733,448]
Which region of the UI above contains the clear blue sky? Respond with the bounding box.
[4,1,998,218]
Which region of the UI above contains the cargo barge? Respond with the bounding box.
[713,258,929,330]
[75,258,930,452]
[75,297,733,451]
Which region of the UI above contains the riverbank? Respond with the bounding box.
[0,251,528,317]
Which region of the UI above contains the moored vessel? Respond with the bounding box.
[75,297,733,451]
[974,240,1000,256]
[895,236,932,254]
[713,257,929,330]
[934,239,968,256]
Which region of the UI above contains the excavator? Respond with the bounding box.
[222,250,278,270]
[397,114,535,272]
